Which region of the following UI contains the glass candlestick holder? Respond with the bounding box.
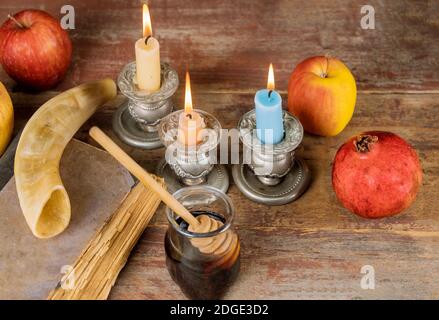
[232,109,311,205]
[156,109,229,194]
[112,62,179,149]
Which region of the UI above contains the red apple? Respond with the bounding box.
[288,56,357,136]
[0,10,72,90]
[332,131,422,219]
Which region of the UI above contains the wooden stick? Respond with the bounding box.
[89,126,199,227]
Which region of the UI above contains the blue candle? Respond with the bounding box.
[255,64,284,144]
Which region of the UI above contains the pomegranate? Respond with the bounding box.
[332,131,422,219]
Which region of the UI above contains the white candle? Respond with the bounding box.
[135,4,161,92]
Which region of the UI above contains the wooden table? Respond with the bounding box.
[1,0,438,299]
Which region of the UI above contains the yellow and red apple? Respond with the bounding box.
[288,56,357,136]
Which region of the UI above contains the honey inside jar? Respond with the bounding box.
[165,209,240,299]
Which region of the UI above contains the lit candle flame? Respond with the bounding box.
[184,71,193,113]
[267,63,275,90]
[142,4,152,37]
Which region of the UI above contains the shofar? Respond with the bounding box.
[14,79,117,238]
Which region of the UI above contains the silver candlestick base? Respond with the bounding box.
[156,159,229,194]
[113,62,179,149]
[156,109,229,194]
[232,110,311,205]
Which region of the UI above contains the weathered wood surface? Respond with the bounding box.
[9,90,439,299]
[1,0,438,299]
[0,0,438,92]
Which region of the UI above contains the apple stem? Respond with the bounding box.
[321,55,330,78]
[354,135,378,153]
[8,14,25,29]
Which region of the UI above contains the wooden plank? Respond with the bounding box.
[6,103,439,297]
[6,90,437,300]
[10,91,439,130]
[109,225,439,299]
[0,0,438,92]
[10,92,439,235]
[88,92,436,299]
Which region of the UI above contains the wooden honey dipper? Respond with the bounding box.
[89,127,237,256]
[188,214,238,255]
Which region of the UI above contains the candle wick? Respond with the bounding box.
[144,35,152,46]
[186,113,193,120]
[268,90,273,99]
